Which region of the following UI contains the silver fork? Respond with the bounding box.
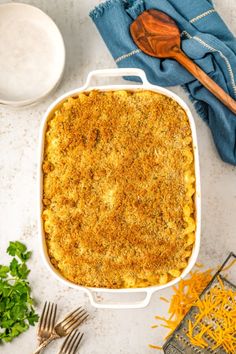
[33,307,88,354]
[57,330,84,354]
[37,302,57,345]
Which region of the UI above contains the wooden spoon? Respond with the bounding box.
[130,9,236,114]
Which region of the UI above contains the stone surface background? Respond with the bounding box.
[0,1,235,353]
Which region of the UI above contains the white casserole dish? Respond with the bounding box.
[38,68,201,309]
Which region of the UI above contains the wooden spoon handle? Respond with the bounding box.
[174,50,236,114]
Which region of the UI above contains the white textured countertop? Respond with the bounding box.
[0,1,235,353]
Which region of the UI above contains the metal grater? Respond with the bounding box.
[163,252,236,354]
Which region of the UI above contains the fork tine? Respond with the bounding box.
[60,329,78,353]
[64,330,83,354]
[40,302,51,333]
[49,303,57,332]
[38,301,48,334]
[64,309,85,328]
[71,332,84,354]
[62,309,85,327]
[64,313,88,334]
[64,311,88,332]
[66,330,79,354]
[44,302,54,331]
[66,329,80,354]
[46,303,53,331]
[67,331,83,354]
[60,307,82,327]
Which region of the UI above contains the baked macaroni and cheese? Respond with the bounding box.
[42,90,196,289]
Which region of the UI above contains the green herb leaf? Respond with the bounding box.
[7,241,26,256]
[27,311,39,325]
[7,241,32,263]
[9,258,19,276]
[0,265,9,278]
[0,241,38,343]
[21,251,32,262]
[18,263,30,279]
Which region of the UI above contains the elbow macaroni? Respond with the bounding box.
[42,90,196,289]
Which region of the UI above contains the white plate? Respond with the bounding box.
[0,3,65,107]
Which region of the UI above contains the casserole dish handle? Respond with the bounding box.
[83,68,149,89]
[86,288,155,309]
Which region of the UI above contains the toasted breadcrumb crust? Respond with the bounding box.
[42,90,196,289]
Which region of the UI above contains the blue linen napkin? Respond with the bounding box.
[90,0,236,165]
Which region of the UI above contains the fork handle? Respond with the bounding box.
[33,333,59,354]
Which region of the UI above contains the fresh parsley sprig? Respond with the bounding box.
[0,241,39,343]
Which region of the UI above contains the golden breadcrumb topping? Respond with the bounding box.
[42,90,196,289]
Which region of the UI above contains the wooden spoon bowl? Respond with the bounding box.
[130,9,236,114]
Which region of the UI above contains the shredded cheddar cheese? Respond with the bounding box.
[150,269,213,348]
[187,276,236,353]
[222,258,236,272]
[161,269,213,336]
[149,344,163,349]
[150,266,236,353]
[195,262,204,268]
